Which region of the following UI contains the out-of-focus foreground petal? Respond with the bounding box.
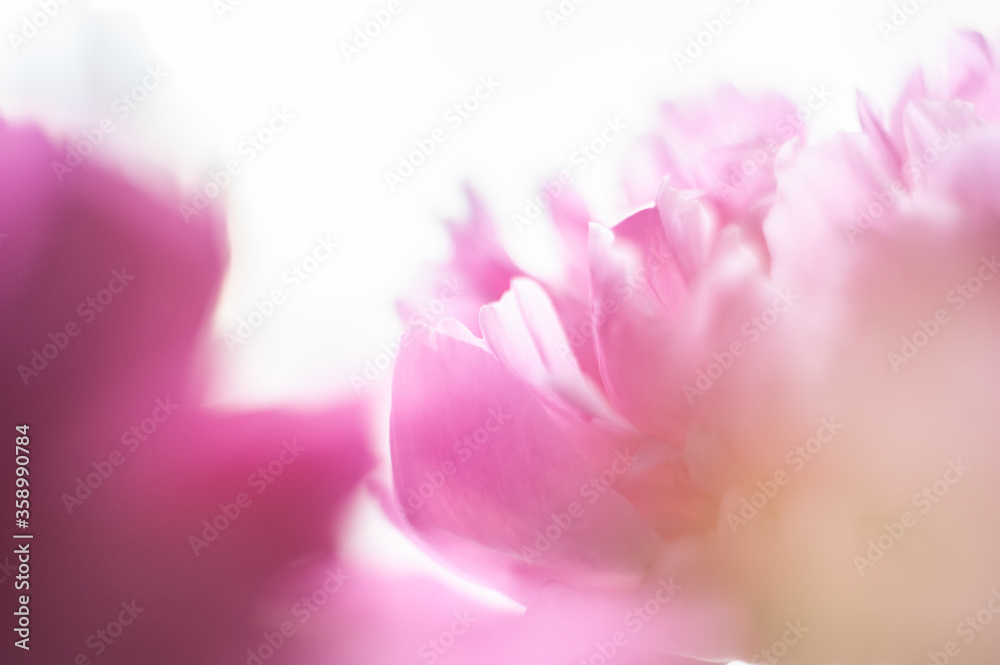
[0,119,374,664]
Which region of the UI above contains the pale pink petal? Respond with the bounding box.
[390,322,663,596]
[588,208,690,444]
[480,277,619,424]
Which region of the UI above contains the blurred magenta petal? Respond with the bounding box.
[43,407,371,665]
[0,119,373,664]
[0,120,226,412]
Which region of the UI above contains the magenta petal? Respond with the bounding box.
[39,406,372,665]
[0,120,227,423]
[0,119,377,665]
[480,277,618,423]
[390,323,662,593]
[589,208,691,444]
[655,180,717,284]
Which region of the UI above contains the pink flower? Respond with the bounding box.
[0,119,374,664]
[391,31,1000,664]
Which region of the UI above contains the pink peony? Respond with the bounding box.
[391,31,1000,665]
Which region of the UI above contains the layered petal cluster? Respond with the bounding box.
[390,32,1000,665]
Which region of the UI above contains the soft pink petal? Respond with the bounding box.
[390,322,663,597]
[480,277,619,424]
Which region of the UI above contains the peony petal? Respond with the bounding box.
[655,179,718,284]
[390,322,663,596]
[480,277,620,424]
[588,209,690,445]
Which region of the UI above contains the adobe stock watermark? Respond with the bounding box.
[384,76,501,192]
[242,568,351,665]
[397,406,514,516]
[853,459,969,576]
[188,439,305,557]
[340,0,412,63]
[544,0,590,31]
[16,268,135,386]
[878,0,932,41]
[521,449,638,562]
[180,107,295,223]
[683,288,798,404]
[349,278,466,393]
[7,0,73,54]
[749,620,810,664]
[713,84,834,200]
[224,235,341,351]
[725,417,844,534]
[51,65,168,181]
[923,586,1000,665]
[511,116,628,235]
[289,567,351,625]
[407,611,477,665]
[887,255,1000,372]
[624,578,681,635]
[61,397,179,514]
[844,126,959,243]
[673,0,754,73]
[577,579,682,665]
[12,545,29,650]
